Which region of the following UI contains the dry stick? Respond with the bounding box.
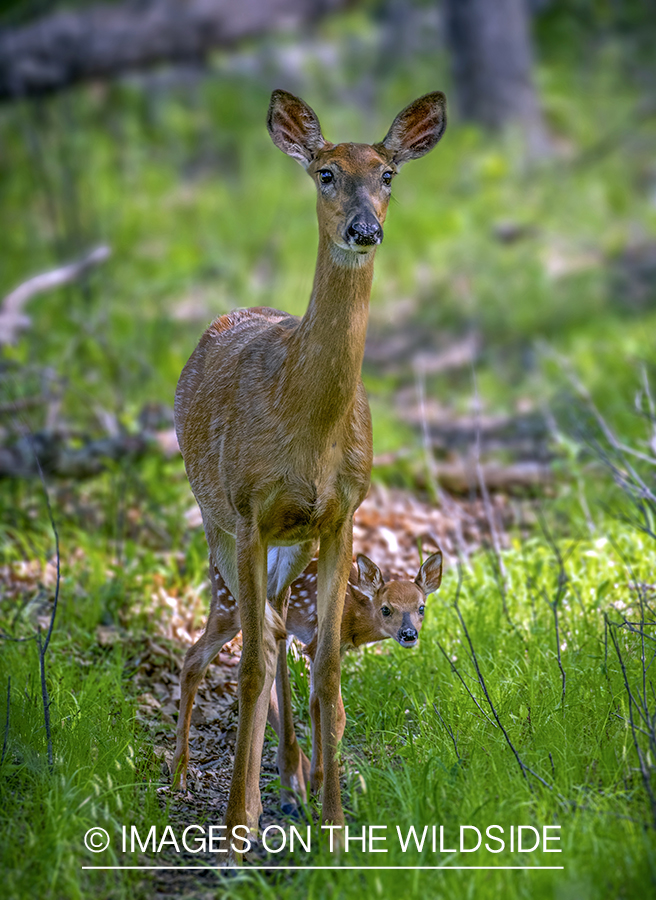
[612,713,653,740]
[640,364,656,450]
[1,677,10,766]
[607,620,656,829]
[435,640,497,729]
[542,399,597,535]
[527,565,566,710]
[452,564,559,796]
[534,510,569,710]
[31,446,61,770]
[546,345,656,500]
[607,534,653,729]
[432,702,460,760]
[470,367,516,631]
[0,245,111,345]
[414,362,470,564]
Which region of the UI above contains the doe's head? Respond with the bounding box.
[267,90,447,260]
[354,549,443,648]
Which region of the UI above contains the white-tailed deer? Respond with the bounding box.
[174,88,446,857]
[172,550,443,813]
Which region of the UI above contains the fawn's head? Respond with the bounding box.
[267,90,446,262]
[354,550,443,647]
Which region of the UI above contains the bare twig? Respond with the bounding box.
[414,360,441,506]
[543,345,656,506]
[31,443,61,770]
[414,360,470,562]
[432,702,460,760]
[435,639,496,728]
[532,511,572,710]
[1,677,10,766]
[470,367,519,632]
[607,618,656,828]
[471,372,507,587]
[452,564,560,795]
[0,245,110,345]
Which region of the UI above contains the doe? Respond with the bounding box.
[174,88,447,856]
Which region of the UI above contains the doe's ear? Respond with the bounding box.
[378,91,447,166]
[415,550,443,596]
[356,554,384,598]
[267,89,327,169]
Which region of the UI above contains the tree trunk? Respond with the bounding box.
[0,0,350,101]
[443,0,548,152]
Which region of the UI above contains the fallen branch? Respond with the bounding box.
[32,444,61,770]
[432,459,552,493]
[0,0,350,100]
[607,618,656,829]
[1,677,10,766]
[0,246,110,345]
[432,702,460,761]
[0,430,153,479]
[453,564,562,796]
[396,408,550,457]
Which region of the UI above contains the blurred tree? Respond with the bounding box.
[443,0,549,153]
[0,0,352,100]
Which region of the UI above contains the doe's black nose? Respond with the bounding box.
[346,219,383,246]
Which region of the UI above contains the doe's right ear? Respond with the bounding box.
[267,89,327,169]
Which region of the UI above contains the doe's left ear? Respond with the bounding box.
[415,550,443,596]
[378,91,447,166]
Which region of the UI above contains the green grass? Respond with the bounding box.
[2,486,655,898]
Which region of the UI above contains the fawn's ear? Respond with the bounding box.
[378,92,447,166]
[267,90,327,169]
[415,550,443,596]
[356,554,385,598]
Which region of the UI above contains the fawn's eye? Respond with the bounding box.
[382,171,393,186]
[319,170,334,185]
[419,605,426,616]
[381,606,392,617]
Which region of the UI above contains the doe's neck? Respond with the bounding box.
[285,234,376,432]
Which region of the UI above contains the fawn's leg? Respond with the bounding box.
[274,637,311,813]
[266,544,315,813]
[314,522,352,826]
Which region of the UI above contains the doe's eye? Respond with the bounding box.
[418,605,426,616]
[381,606,392,617]
[319,170,334,185]
[382,171,393,186]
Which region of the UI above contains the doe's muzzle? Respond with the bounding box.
[346,216,383,247]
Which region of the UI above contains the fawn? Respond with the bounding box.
[174,88,446,857]
[172,549,443,812]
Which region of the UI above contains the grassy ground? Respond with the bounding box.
[1,9,655,898]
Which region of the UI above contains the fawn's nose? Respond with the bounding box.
[398,626,418,646]
[346,217,383,247]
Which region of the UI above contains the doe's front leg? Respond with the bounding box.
[224,525,268,863]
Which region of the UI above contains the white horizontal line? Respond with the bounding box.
[82,865,564,871]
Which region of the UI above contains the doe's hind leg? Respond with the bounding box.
[171,563,240,789]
